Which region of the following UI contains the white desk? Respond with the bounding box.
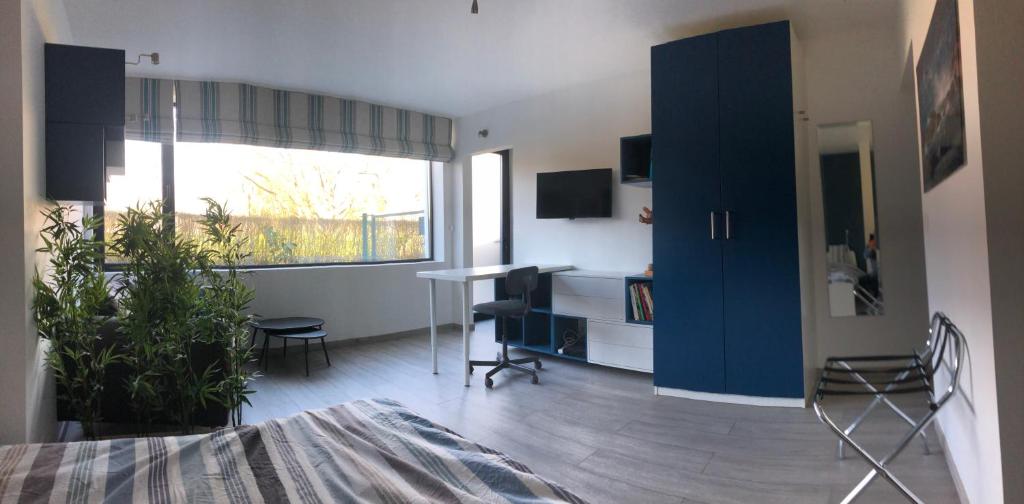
[417,264,573,386]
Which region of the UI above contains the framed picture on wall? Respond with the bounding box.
[916,0,967,193]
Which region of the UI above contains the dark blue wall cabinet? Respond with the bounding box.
[652,21,805,399]
[620,134,653,185]
[45,43,125,202]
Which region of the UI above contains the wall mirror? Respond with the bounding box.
[818,121,883,317]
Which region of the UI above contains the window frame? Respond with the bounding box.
[101,141,436,271]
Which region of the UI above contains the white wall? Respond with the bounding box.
[453,71,654,275]
[898,0,1023,502]
[803,24,931,361]
[973,1,1024,501]
[0,0,68,444]
[247,161,457,342]
[0,0,30,444]
[21,0,60,444]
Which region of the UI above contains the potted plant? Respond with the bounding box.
[109,200,257,434]
[195,198,257,427]
[32,205,122,439]
[34,200,257,436]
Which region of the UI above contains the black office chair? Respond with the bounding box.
[469,266,542,388]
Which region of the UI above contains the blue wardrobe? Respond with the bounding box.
[652,21,810,401]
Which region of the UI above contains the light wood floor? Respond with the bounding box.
[246,320,960,504]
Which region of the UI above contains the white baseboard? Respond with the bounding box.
[934,420,970,504]
[654,386,806,408]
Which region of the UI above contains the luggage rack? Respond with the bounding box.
[813,312,966,504]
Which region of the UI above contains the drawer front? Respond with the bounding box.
[552,275,622,299]
[588,341,653,372]
[553,294,624,321]
[588,320,653,348]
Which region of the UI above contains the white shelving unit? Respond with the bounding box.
[552,270,653,373]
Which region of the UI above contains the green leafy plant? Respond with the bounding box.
[260,225,297,263]
[32,204,122,439]
[109,200,258,433]
[109,201,216,433]
[196,198,257,426]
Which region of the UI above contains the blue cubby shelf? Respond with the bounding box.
[494,273,589,362]
[621,134,653,186]
[625,275,654,325]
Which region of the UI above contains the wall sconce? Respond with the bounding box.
[126,52,160,66]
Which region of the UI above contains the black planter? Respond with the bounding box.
[56,319,230,429]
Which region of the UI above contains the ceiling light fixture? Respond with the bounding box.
[471,0,478,14]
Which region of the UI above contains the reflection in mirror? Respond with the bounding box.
[818,121,883,317]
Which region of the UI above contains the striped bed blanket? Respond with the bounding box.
[0,398,584,503]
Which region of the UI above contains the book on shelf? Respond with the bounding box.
[641,283,654,320]
[630,284,641,320]
[628,281,654,322]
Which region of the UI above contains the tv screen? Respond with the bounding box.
[536,168,612,219]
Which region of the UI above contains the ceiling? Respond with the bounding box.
[56,0,899,118]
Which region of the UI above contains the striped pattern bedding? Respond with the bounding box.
[0,399,585,504]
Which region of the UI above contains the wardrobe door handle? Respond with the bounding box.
[725,211,732,240]
[710,211,718,240]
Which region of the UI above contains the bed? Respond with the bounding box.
[0,398,585,503]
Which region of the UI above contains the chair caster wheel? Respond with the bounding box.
[485,378,494,388]
[531,375,539,385]
[535,360,542,370]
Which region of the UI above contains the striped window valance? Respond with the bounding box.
[174,80,454,162]
[125,77,174,143]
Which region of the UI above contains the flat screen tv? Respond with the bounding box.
[536,168,612,219]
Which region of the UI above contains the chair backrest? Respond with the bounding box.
[504,266,539,308]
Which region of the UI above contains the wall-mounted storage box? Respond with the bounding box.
[45,43,125,202]
[620,134,652,186]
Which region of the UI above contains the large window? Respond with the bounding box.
[105,140,433,267]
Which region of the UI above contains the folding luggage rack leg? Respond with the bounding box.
[814,396,936,503]
[813,313,966,504]
[831,359,930,459]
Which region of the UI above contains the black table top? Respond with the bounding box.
[250,317,325,331]
[268,329,328,340]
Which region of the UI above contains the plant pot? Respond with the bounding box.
[57,320,230,429]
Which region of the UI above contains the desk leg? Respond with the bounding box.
[462,281,471,387]
[428,279,438,374]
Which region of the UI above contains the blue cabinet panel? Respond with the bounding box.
[651,33,726,393]
[45,44,125,127]
[46,123,106,202]
[718,21,804,398]
[651,21,804,399]
[45,43,125,203]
